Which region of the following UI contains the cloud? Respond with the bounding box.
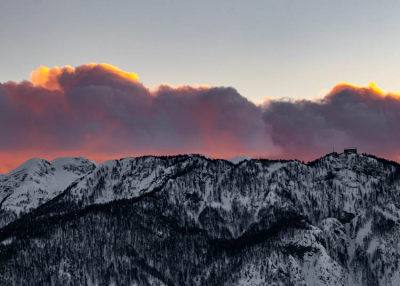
[263,82,400,160]
[1,63,400,173]
[0,63,276,173]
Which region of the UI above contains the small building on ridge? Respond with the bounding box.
[344,148,357,154]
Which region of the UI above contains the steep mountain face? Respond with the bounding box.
[0,153,399,286]
[0,157,96,227]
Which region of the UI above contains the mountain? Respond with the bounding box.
[0,157,96,227]
[0,152,400,285]
[229,156,252,164]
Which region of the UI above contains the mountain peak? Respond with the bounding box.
[0,156,96,226]
[228,156,252,164]
[1,152,400,285]
[10,158,52,174]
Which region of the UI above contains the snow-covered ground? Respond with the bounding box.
[1,152,400,285]
[0,157,96,226]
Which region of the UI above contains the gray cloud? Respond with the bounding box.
[263,83,400,159]
[0,64,275,173]
[1,64,400,173]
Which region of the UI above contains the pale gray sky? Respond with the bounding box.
[1,0,400,101]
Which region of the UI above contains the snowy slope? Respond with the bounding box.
[0,157,96,227]
[25,152,393,285]
[228,156,252,164]
[1,152,400,285]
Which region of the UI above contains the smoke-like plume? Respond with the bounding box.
[1,63,400,173]
[0,63,275,173]
[263,82,400,160]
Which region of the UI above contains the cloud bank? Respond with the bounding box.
[1,63,399,173]
[263,82,400,160]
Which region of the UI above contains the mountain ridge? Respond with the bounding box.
[0,152,400,285]
[0,157,96,227]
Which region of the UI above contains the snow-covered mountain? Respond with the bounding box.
[229,156,252,164]
[0,157,96,227]
[0,152,399,285]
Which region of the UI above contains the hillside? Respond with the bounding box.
[0,152,399,285]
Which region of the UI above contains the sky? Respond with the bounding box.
[2,0,400,101]
[1,0,400,173]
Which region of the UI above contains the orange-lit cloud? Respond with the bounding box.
[1,64,400,174]
[263,81,400,161]
[30,63,139,92]
[0,63,276,173]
